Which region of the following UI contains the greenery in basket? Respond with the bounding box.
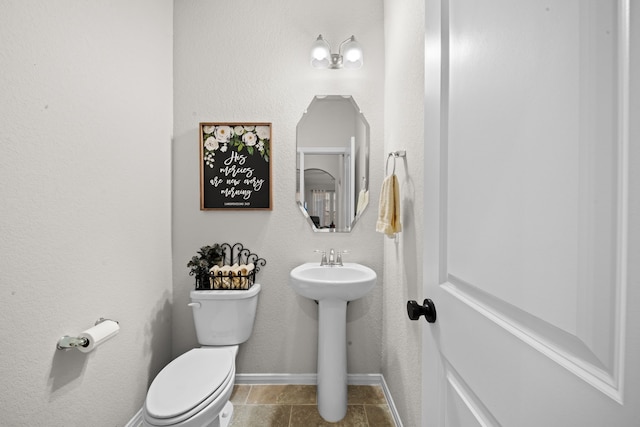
[187,244,224,278]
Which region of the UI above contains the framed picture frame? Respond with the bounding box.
[199,122,272,210]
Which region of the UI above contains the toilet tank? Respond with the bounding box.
[189,284,261,345]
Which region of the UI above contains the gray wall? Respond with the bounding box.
[382,1,426,426]
[172,0,385,375]
[0,1,174,425]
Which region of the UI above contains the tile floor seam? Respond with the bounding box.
[362,403,370,427]
[244,385,251,404]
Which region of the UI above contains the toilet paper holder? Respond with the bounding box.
[56,318,119,351]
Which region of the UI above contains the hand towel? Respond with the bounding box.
[230,264,240,289]
[210,265,221,289]
[376,174,402,237]
[356,189,369,216]
[219,265,232,289]
[239,265,248,289]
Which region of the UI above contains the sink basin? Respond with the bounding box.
[289,261,377,422]
[289,262,376,301]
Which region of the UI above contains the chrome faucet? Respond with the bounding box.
[316,249,345,266]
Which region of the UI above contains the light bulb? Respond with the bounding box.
[341,36,363,69]
[310,35,331,68]
[312,46,328,60]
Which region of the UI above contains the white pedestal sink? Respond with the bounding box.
[289,262,377,422]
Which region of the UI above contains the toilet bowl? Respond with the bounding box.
[143,284,261,427]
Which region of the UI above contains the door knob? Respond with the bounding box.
[407,299,437,323]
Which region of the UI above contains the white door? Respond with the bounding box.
[421,1,640,426]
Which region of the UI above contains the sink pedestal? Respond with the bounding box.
[317,298,348,422]
[288,262,377,423]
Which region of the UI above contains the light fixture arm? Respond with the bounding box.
[337,36,356,54]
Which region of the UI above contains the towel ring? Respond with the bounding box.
[385,150,406,175]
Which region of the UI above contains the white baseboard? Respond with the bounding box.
[127,373,403,427]
[125,407,142,427]
[378,374,404,427]
[234,372,319,385]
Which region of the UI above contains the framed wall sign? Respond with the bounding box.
[200,122,272,210]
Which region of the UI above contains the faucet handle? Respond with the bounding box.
[336,250,348,266]
[314,250,328,266]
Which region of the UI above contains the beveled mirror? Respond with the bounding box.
[296,95,370,232]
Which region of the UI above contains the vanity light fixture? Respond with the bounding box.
[310,34,363,69]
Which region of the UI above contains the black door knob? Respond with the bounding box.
[407,299,437,323]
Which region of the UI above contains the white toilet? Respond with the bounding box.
[142,284,261,427]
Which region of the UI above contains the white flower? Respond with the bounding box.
[243,125,255,132]
[205,152,215,167]
[220,144,228,152]
[256,126,270,140]
[257,141,265,151]
[242,131,257,146]
[204,136,219,151]
[214,125,233,143]
[203,126,215,134]
[234,125,245,136]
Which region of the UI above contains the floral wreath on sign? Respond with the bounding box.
[202,124,270,169]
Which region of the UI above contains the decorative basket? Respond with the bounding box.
[194,242,266,291]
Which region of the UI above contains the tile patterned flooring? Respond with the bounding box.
[228,384,396,427]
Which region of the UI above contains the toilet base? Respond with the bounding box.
[217,401,234,427]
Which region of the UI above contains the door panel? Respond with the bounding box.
[423,0,637,425]
[442,358,503,427]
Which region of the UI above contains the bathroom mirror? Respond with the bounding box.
[296,95,370,232]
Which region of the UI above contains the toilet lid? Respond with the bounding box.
[145,348,233,420]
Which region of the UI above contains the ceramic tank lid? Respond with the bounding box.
[190,283,261,300]
[145,348,233,419]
